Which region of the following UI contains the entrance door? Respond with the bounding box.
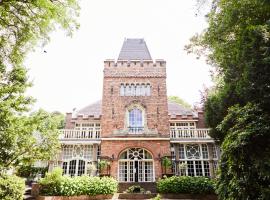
[118,148,154,182]
[62,159,86,177]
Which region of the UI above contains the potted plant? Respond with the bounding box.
[161,157,172,175]
[98,160,110,176]
[178,162,187,176]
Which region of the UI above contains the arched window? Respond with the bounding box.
[119,148,154,182]
[126,84,131,96]
[130,84,135,96]
[120,84,125,96]
[135,84,140,96]
[146,84,151,96]
[61,145,97,177]
[141,84,146,96]
[128,107,143,133]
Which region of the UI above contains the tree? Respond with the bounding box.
[187,0,270,199]
[216,104,270,199]
[0,110,64,171]
[0,0,79,70]
[168,96,192,109]
[187,0,270,141]
[0,0,79,172]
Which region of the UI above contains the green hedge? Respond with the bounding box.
[0,175,25,200]
[157,176,215,194]
[39,168,118,196]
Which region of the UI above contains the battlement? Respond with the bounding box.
[104,59,166,68]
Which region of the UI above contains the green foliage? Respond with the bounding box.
[161,157,172,168]
[188,0,270,199]
[0,0,79,69]
[98,160,110,170]
[39,168,118,196]
[216,104,270,200]
[188,0,270,142]
[161,157,172,174]
[168,96,192,109]
[124,185,145,194]
[0,109,63,171]
[0,174,25,200]
[151,194,161,200]
[16,165,47,178]
[157,176,215,194]
[0,1,79,172]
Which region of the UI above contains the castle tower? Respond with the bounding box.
[101,38,171,182]
[58,38,219,183]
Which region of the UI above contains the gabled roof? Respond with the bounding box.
[118,38,152,61]
[74,100,197,118]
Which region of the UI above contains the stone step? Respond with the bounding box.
[24,186,35,200]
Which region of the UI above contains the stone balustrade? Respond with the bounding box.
[170,129,211,139]
[59,129,101,139]
[59,128,211,140]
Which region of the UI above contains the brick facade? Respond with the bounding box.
[58,39,218,181]
[100,59,171,178]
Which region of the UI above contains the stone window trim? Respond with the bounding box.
[125,104,147,133]
[120,83,151,96]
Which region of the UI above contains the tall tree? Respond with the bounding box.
[187,0,270,199]
[0,0,79,172]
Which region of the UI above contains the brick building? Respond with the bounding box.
[52,39,219,182]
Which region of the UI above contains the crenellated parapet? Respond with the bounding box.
[103,59,166,78]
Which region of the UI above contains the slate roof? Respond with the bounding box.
[74,100,197,118]
[75,101,102,118]
[118,38,152,60]
[168,101,197,117]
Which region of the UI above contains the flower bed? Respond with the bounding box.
[37,194,113,200]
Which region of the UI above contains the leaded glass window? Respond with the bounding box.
[172,143,217,177]
[186,144,200,159]
[128,108,143,133]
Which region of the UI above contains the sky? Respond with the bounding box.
[25,0,212,113]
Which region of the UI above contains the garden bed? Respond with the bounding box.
[37,194,113,200]
[118,193,156,199]
[37,193,217,200]
[161,193,217,200]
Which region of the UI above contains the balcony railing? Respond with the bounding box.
[128,126,144,134]
[170,129,211,139]
[59,129,101,139]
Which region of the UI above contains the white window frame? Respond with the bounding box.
[118,148,155,182]
[174,143,217,177]
[125,104,146,134]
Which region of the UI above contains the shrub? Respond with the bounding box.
[157,176,215,194]
[39,168,118,196]
[38,167,64,196]
[124,185,145,193]
[0,174,25,200]
[16,165,47,179]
